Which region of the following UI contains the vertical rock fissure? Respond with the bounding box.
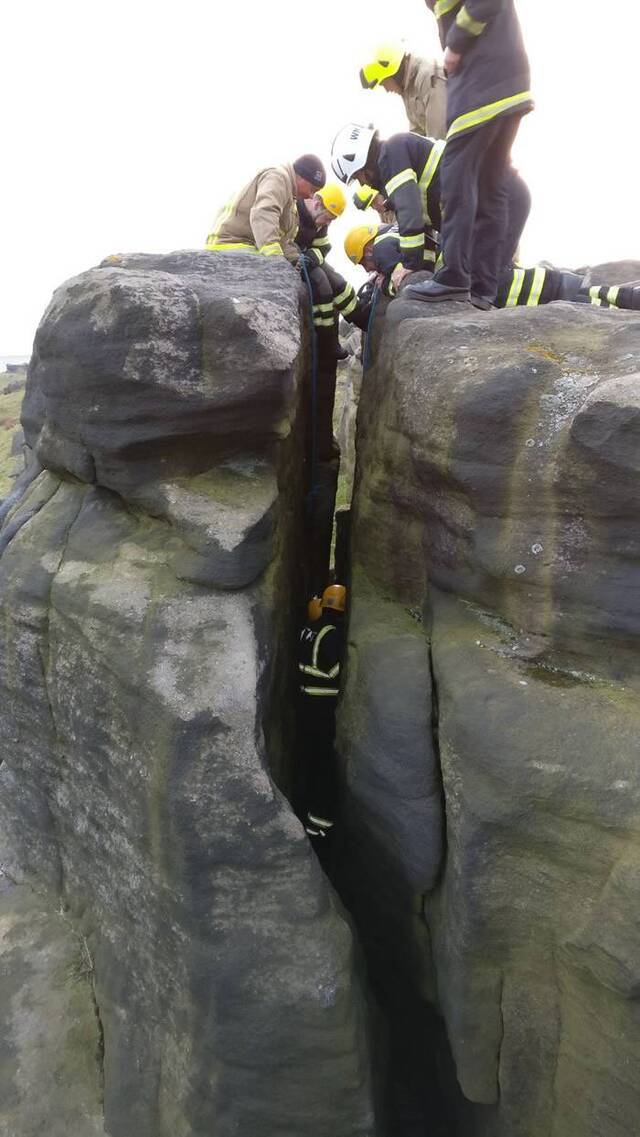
[37,483,88,901]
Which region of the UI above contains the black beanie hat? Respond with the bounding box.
[293,154,326,188]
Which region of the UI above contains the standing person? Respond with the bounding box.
[359,43,448,138]
[407,1,533,306]
[297,586,347,853]
[205,154,325,259]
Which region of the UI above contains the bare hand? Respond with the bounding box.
[391,265,413,291]
[443,46,462,75]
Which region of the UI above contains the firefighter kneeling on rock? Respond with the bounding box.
[343,221,640,313]
[298,585,347,852]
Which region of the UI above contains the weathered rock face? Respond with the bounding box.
[0,252,375,1136]
[340,296,640,1135]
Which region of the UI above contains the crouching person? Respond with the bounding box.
[205,153,326,259]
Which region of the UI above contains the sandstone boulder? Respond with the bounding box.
[339,298,640,1136]
[0,252,376,1137]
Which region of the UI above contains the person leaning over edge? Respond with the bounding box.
[205,153,325,259]
[331,122,529,298]
[343,221,640,314]
[359,41,448,139]
[406,0,533,307]
[296,183,368,359]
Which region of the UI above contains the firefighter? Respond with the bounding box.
[359,42,447,139]
[408,0,533,305]
[296,183,366,355]
[331,123,528,293]
[344,223,640,314]
[205,154,325,259]
[298,585,347,847]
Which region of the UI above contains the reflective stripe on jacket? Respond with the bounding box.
[377,133,444,270]
[426,0,533,137]
[298,618,344,699]
[206,164,300,261]
[401,53,448,140]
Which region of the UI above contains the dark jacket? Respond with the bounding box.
[298,611,345,722]
[296,199,331,268]
[425,0,532,137]
[374,133,445,271]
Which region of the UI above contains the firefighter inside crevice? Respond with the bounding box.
[297,585,347,861]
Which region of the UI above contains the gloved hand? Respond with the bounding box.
[297,251,320,274]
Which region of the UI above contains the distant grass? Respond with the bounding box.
[0,375,26,498]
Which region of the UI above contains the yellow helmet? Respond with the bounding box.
[307,596,323,621]
[353,184,378,212]
[344,224,379,265]
[322,585,347,612]
[360,43,405,89]
[316,182,346,218]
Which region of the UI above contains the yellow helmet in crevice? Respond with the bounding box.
[360,43,405,89]
[344,225,379,265]
[316,182,347,218]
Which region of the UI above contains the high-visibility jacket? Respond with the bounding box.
[206,163,300,261]
[298,613,345,711]
[401,53,448,140]
[296,199,332,269]
[375,133,446,271]
[425,0,533,139]
[372,223,439,285]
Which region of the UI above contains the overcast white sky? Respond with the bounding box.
[1,1,638,354]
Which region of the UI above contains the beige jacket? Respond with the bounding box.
[402,53,448,140]
[206,163,300,261]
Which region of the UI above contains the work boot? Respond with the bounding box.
[404,280,470,303]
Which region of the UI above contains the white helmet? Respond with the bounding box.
[331,123,377,184]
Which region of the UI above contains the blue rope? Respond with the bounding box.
[298,256,319,500]
[362,284,381,374]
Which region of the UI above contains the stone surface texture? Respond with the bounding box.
[0,252,375,1137]
[339,293,640,1136]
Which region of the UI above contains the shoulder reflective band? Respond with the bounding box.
[374,230,399,245]
[446,91,533,139]
[419,139,446,222]
[259,242,284,256]
[399,232,425,249]
[385,168,418,196]
[505,267,526,306]
[206,241,258,252]
[434,0,461,17]
[526,266,546,306]
[456,4,486,35]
